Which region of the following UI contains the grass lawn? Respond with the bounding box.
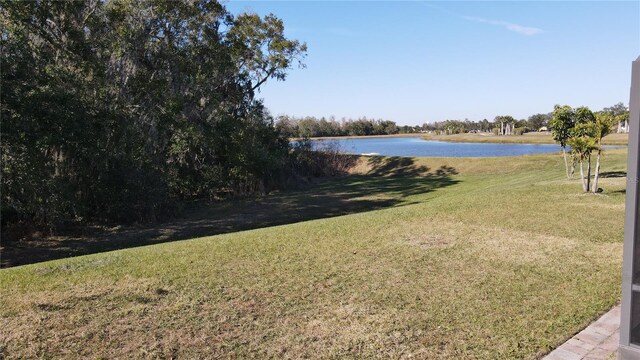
[0,149,629,359]
[422,131,629,145]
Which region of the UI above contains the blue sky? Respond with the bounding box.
[226,1,640,125]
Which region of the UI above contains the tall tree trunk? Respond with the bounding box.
[626,118,630,133]
[586,154,592,192]
[579,160,587,192]
[562,147,570,179]
[592,150,601,193]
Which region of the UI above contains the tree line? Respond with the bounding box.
[422,114,547,135]
[274,113,554,138]
[276,113,564,138]
[275,116,400,138]
[422,103,628,136]
[274,104,629,139]
[1,0,311,231]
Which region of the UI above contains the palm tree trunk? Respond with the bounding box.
[592,150,601,193]
[626,118,630,133]
[570,155,576,179]
[562,147,569,179]
[579,160,587,192]
[586,154,592,192]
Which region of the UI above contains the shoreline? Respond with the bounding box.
[421,132,629,146]
[298,133,425,141]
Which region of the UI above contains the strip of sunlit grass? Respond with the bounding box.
[422,132,628,145]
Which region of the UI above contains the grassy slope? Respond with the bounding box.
[0,149,629,359]
[422,132,629,145]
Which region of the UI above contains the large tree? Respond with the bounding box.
[1,0,306,226]
[527,113,551,131]
[494,115,516,135]
[565,106,597,192]
[602,102,629,133]
[550,105,576,179]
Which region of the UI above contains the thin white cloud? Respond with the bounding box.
[462,16,543,36]
[424,3,543,36]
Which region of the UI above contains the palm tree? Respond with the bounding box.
[568,135,598,192]
[550,105,576,179]
[591,113,616,193]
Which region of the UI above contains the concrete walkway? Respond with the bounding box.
[543,305,620,360]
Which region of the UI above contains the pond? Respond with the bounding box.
[309,137,564,157]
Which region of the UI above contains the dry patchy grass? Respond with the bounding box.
[0,148,629,359]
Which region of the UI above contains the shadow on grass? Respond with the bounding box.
[599,171,627,178]
[1,157,459,268]
[366,156,458,177]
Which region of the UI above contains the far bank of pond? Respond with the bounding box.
[308,137,623,158]
[421,132,629,145]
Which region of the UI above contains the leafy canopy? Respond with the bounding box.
[1,0,307,225]
[550,105,576,148]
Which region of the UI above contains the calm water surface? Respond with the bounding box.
[311,137,563,157]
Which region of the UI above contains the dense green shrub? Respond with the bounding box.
[514,127,527,136]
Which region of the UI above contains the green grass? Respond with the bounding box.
[0,149,629,359]
[423,131,629,145]
[1,156,459,267]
